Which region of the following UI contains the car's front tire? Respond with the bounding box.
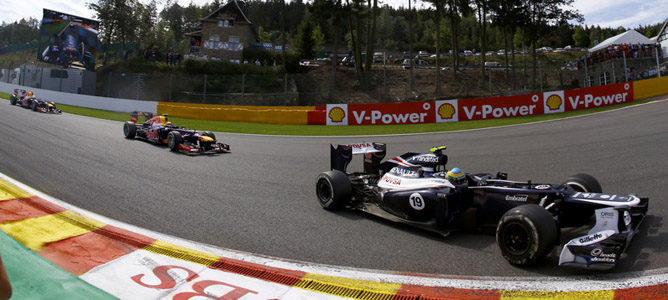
[560,173,602,225]
[563,173,602,193]
[10,96,16,105]
[167,131,182,152]
[316,170,352,210]
[496,204,558,267]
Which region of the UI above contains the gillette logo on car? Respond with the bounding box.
[579,233,603,244]
[574,230,615,245]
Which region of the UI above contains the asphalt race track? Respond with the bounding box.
[1,99,667,277]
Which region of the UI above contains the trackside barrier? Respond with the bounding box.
[325,82,636,125]
[633,76,668,100]
[0,81,158,114]
[2,173,668,299]
[3,78,666,125]
[157,79,658,126]
[157,102,318,125]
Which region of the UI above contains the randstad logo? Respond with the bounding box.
[435,99,458,123]
[543,91,564,114]
[326,104,348,125]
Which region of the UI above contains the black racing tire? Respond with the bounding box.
[563,173,602,193]
[316,170,352,210]
[33,103,39,112]
[203,131,216,140]
[560,173,602,225]
[10,97,16,105]
[496,204,558,267]
[167,131,182,151]
[123,122,137,139]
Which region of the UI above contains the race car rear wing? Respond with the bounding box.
[331,142,386,175]
[130,111,154,123]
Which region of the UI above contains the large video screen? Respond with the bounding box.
[37,9,99,71]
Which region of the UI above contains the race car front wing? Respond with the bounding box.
[559,196,649,269]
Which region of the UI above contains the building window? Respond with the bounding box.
[229,36,240,43]
[599,72,609,86]
[218,20,233,27]
[209,34,220,41]
[586,75,594,87]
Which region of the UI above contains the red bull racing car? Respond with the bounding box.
[316,142,648,269]
[123,112,230,154]
[9,89,62,114]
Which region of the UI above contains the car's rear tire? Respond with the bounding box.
[316,170,352,210]
[563,173,602,193]
[123,122,137,139]
[496,204,558,267]
[167,131,182,151]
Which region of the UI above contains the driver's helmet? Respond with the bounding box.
[166,122,173,127]
[446,168,466,185]
[28,91,34,97]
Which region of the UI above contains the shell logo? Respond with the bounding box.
[546,94,563,110]
[438,103,456,119]
[328,107,346,122]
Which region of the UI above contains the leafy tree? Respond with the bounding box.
[258,26,273,43]
[0,18,39,47]
[312,25,326,52]
[572,25,589,48]
[489,0,526,86]
[521,0,582,89]
[424,0,444,97]
[444,0,471,79]
[296,19,316,58]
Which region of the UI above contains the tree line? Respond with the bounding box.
[0,0,663,83]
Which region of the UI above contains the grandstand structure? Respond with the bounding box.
[579,29,663,88]
[651,18,668,58]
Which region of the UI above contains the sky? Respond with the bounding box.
[0,0,666,31]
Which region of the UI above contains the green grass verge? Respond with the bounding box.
[0,92,655,135]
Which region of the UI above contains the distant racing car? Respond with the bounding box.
[123,112,230,154]
[315,142,648,269]
[9,89,62,113]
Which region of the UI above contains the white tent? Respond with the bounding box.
[589,29,656,53]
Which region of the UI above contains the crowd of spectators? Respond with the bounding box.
[580,44,660,68]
